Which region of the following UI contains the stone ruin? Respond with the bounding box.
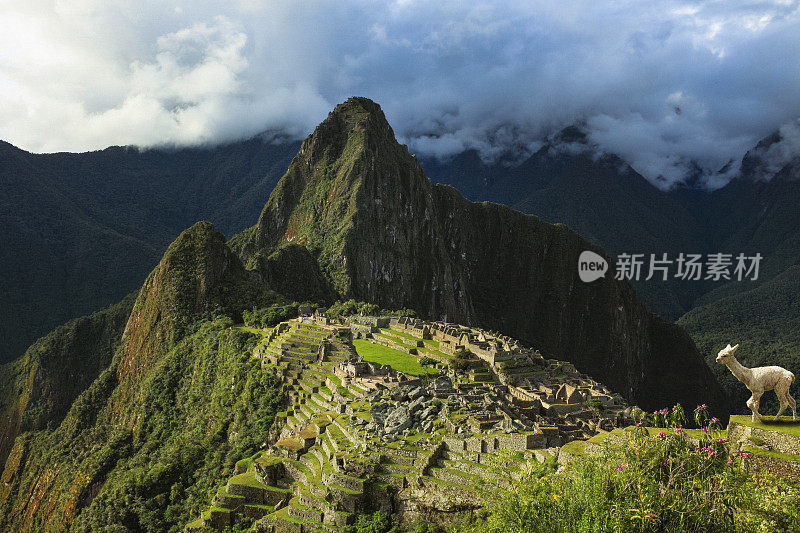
[189,315,636,532]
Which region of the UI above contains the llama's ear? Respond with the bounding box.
[725,343,732,349]
[732,344,739,352]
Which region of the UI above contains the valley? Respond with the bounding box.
[0,97,793,532]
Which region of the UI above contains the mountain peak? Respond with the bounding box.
[329,96,387,125]
[299,97,397,164]
[243,97,424,292]
[235,101,728,415]
[117,221,262,388]
[551,125,588,144]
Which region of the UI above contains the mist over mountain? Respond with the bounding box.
[3,1,799,191]
[421,124,800,319]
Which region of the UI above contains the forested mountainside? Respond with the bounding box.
[422,127,800,322]
[0,98,729,531]
[0,138,298,363]
[235,97,726,414]
[0,222,297,531]
[679,265,800,413]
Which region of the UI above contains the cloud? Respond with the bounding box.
[0,0,799,187]
[756,119,800,178]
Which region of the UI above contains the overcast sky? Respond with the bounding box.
[1,0,799,188]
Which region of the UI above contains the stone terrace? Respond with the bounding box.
[187,316,635,532]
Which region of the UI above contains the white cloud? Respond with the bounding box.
[0,0,798,187]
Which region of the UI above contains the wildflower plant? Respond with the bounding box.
[467,406,800,533]
[669,403,687,428]
[694,404,710,428]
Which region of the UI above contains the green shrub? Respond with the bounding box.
[584,398,604,412]
[343,510,396,533]
[325,299,417,319]
[420,356,437,367]
[452,411,800,533]
[449,358,469,374]
[243,301,316,328]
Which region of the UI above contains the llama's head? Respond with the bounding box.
[715,343,740,363]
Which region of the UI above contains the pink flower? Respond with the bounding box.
[727,460,733,466]
[702,426,709,432]
[675,428,684,434]
[661,408,670,415]
[653,431,667,439]
[718,438,727,443]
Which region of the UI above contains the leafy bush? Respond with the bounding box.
[327,300,378,319]
[343,510,396,533]
[243,301,317,328]
[449,358,470,374]
[453,409,800,533]
[584,398,604,412]
[325,299,417,319]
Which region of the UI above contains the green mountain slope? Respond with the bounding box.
[237,97,727,414]
[0,222,291,532]
[678,265,800,414]
[0,294,135,468]
[0,98,735,532]
[0,138,298,364]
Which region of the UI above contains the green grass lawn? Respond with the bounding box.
[743,445,800,462]
[730,415,800,437]
[235,450,264,471]
[229,470,268,488]
[561,439,587,455]
[353,339,438,376]
[386,328,421,342]
[235,325,271,337]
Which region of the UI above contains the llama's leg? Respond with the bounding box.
[774,395,788,420]
[747,393,763,422]
[789,395,797,420]
[773,383,789,420]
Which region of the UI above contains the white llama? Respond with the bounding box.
[716,343,797,422]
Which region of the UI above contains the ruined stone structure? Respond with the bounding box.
[189,315,634,531]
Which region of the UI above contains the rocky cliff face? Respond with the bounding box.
[238,97,728,414]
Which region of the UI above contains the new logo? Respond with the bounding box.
[578,251,608,282]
